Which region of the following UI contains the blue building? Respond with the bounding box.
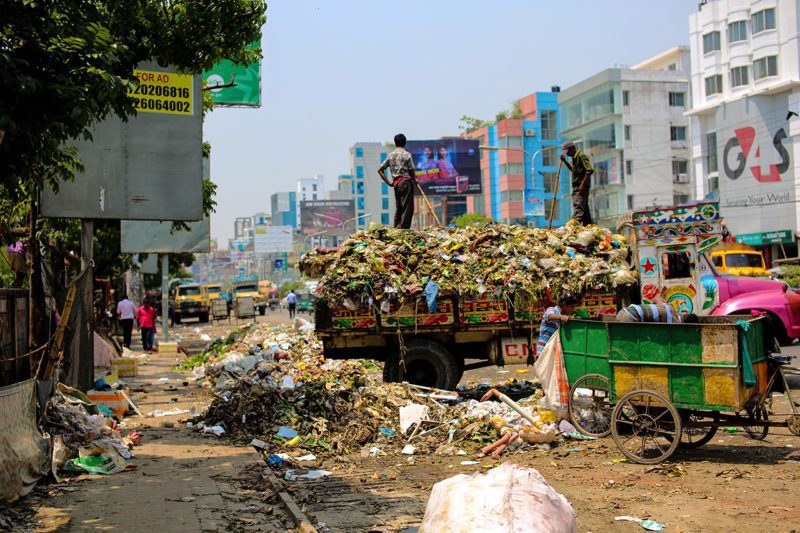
[466,89,570,227]
[270,191,297,227]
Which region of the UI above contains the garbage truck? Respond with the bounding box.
[313,201,800,389]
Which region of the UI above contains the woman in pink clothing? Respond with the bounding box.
[135,300,156,353]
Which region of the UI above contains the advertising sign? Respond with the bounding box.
[121,218,210,254]
[253,225,294,254]
[736,229,794,246]
[717,94,795,236]
[405,139,481,196]
[524,191,545,217]
[300,200,355,235]
[202,42,261,107]
[42,61,203,221]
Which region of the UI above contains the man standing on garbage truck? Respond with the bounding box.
[378,133,417,229]
[560,141,593,225]
[536,294,580,356]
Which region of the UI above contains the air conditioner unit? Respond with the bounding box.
[673,173,689,184]
[524,129,536,137]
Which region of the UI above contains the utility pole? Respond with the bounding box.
[161,254,169,343]
[81,219,94,390]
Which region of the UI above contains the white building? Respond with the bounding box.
[296,174,326,226]
[558,47,694,228]
[350,142,395,229]
[688,0,800,259]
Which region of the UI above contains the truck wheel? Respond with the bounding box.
[383,339,462,390]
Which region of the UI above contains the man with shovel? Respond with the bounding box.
[560,140,594,225]
[378,133,417,229]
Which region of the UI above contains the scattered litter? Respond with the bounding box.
[284,470,332,481]
[275,426,298,439]
[401,444,416,455]
[615,516,664,531]
[723,427,739,433]
[148,408,191,418]
[266,455,289,467]
[400,404,429,434]
[378,427,395,437]
[202,425,225,437]
[460,461,480,465]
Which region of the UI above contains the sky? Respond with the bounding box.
[205,0,700,243]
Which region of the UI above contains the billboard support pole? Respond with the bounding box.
[161,254,169,343]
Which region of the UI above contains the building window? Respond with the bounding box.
[500,163,524,175]
[542,172,558,194]
[673,194,690,205]
[380,152,387,161]
[668,92,685,107]
[752,8,776,35]
[730,65,749,87]
[702,31,721,54]
[706,132,718,173]
[540,110,557,140]
[672,159,688,176]
[500,190,524,203]
[627,194,634,210]
[668,63,677,71]
[312,184,317,191]
[704,74,723,96]
[381,182,388,195]
[357,197,365,210]
[500,136,523,148]
[542,146,559,167]
[708,175,719,194]
[728,20,747,42]
[356,182,364,194]
[625,160,633,176]
[670,126,687,141]
[355,147,364,157]
[382,197,389,210]
[622,90,629,106]
[624,125,631,141]
[356,166,364,179]
[662,250,693,279]
[753,55,778,80]
[544,198,560,220]
[381,213,390,225]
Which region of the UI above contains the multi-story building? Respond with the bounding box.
[296,174,326,227]
[350,142,395,229]
[325,175,355,202]
[465,89,568,226]
[688,0,799,260]
[233,216,253,241]
[269,191,297,228]
[558,47,694,229]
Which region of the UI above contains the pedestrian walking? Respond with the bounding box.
[285,290,298,320]
[536,294,580,357]
[560,141,594,225]
[136,299,156,353]
[378,133,417,229]
[116,293,137,349]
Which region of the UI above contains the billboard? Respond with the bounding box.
[202,42,261,107]
[121,217,210,254]
[405,139,481,196]
[42,62,204,221]
[253,225,294,254]
[717,93,795,236]
[299,200,355,235]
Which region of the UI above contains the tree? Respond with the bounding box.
[451,213,493,229]
[1,0,266,345]
[458,115,487,134]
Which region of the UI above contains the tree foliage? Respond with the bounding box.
[451,213,493,229]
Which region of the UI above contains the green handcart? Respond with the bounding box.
[560,315,800,464]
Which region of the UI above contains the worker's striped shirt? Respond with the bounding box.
[619,303,680,323]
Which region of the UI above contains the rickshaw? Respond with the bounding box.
[562,315,800,464]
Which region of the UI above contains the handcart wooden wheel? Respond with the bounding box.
[611,390,682,464]
[679,412,718,448]
[568,374,612,438]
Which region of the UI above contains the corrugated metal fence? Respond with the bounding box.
[0,288,30,387]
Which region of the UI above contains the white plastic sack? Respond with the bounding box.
[533,333,570,409]
[419,462,576,533]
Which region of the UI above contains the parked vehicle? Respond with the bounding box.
[709,244,769,278]
[314,201,800,389]
[173,283,209,323]
[233,280,267,315]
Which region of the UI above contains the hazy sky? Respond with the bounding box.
[205,0,699,243]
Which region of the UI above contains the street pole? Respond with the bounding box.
[161,254,169,343]
[81,220,94,383]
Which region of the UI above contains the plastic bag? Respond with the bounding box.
[533,333,570,408]
[419,462,576,532]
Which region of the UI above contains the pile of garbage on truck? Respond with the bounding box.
[299,221,636,306]
[187,322,597,459]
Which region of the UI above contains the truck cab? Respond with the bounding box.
[173,283,209,323]
[630,201,800,343]
[233,280,266,315]
[709,248,769,278]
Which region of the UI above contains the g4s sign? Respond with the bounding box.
[724,126,790,182]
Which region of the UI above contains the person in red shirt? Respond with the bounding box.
[136,299,156,353]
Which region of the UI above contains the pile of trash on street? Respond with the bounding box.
[186,322,596,461]
[45,384,141,476]
[299,221,636,306]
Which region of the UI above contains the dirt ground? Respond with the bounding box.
[16,311,800,532]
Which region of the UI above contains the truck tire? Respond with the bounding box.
[383,339,462,390]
